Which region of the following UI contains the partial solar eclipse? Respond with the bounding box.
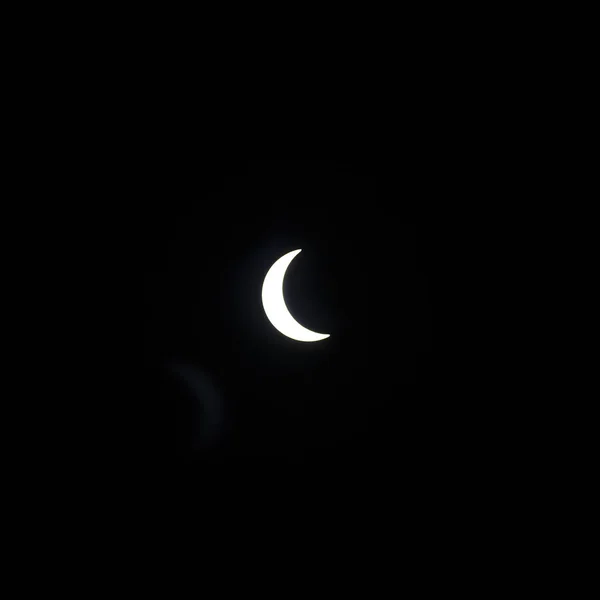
[261,249,330,342]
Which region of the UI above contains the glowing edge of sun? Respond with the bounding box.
[261,249,330,343]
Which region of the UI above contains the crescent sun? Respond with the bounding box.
[261,249,330,342]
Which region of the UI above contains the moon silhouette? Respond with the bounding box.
[261,249,330,342]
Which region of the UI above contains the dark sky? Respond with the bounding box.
[144,159,432,481]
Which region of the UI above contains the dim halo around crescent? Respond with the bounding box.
[261,249,330,343]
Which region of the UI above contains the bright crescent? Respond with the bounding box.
[261,249,330,342]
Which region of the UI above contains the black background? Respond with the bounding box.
[144,159,432,486]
